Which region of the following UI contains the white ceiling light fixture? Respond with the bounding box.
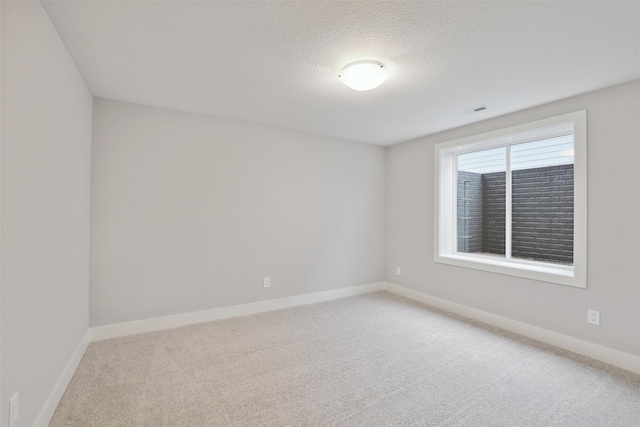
[339,60,387,91]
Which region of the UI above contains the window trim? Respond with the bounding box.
[434,110,587,288]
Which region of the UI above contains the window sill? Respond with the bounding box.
[434,253,585,288]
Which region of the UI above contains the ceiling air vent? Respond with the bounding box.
[464,105,488,114]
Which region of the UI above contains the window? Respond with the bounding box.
[434,111,587,288]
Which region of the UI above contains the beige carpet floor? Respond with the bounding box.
[51,291,640,426]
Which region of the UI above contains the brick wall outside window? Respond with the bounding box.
[457,164,573,264]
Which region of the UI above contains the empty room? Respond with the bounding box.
[2,1,640,426]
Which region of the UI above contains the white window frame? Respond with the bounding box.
[434,110,587,288]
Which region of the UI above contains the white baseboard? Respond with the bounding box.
[385,282,640,375]
[32,281,638,427]
[33,329,90,427]
[89,280,639,374]
[91,282,386,341]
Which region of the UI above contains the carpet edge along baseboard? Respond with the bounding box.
[89,281,639,375]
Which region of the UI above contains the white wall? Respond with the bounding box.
[1,2,92,426]
[386,80,640,357]
[90,99,386,327]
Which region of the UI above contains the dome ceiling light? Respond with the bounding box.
[338,60,387,91]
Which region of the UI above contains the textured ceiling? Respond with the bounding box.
[42,1,640,146]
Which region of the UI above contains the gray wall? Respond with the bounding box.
[1,2,92,426]
[386,80,640,356]
[481,171,506,256]
[456,171,483,253]
[90,99,386,327]
[511,164,574,264]
[462,165,574,263]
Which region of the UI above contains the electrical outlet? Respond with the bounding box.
[396,267,401,276]
[263,277,270,288]
[9,392,19,427]
[587,309,600,326]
